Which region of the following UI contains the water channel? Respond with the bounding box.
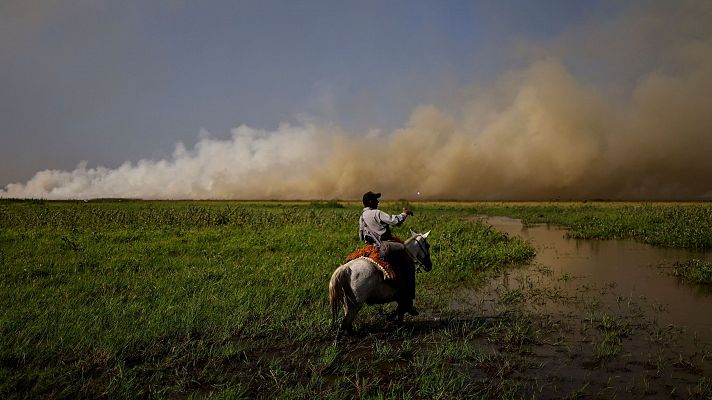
[483,216,712,344]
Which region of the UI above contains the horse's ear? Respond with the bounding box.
[410,229,417,237]
[422,230,431,238]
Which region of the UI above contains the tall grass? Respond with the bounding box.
[0,201,533,398]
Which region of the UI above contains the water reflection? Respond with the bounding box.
[485,216,712,342]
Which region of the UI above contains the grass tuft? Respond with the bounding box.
[672,259,712,285]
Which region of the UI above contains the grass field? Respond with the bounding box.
[1,200,711,398]
[465,201,712,249]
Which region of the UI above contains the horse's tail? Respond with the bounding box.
[329,264,355,327]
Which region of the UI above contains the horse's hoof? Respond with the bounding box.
[336,325,354,339]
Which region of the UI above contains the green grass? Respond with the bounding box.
[0,200,534,399]
[590,314,630,362]
[3,200,711,398]
[672,259,712,284]
[467,202,712,248]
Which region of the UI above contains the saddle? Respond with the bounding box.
[346,236,405,284]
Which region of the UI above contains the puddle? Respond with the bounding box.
[482,215,712,343]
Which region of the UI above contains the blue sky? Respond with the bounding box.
[0,1,619,187]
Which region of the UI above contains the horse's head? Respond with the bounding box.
[405,230,433,272]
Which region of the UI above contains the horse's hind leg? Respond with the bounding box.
[339,303,363,337]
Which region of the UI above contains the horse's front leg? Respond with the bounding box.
[389,301,408,323]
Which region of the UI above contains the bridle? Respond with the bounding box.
[405,234,430,270]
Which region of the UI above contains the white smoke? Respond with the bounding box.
[3,1,712,200]
[1,124,340,199]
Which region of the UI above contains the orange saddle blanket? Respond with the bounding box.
[346,244,398,282]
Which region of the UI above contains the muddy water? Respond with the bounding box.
[484,215,712,343]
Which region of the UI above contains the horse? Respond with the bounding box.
[329,230,432,337]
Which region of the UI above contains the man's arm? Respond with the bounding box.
[376,210,408,227]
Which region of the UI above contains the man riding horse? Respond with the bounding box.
[359,191,418,316]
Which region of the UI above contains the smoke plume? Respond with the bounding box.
[3,1,712,200]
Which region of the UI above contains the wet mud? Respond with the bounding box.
[446,216,712,398]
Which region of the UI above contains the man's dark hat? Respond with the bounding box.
[362,191,381,205]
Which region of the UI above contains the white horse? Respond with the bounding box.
[329,230,432,336]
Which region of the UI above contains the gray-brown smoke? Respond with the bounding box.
[3,1,712,200]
